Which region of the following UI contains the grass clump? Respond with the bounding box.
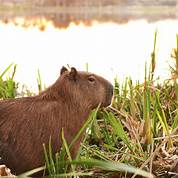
[0,63,18,98]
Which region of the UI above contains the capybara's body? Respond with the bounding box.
[0,67,113,175]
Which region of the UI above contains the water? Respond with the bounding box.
[0,9,178,92]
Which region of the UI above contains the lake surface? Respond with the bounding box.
[0,8,178,92]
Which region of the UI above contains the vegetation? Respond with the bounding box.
[0,63,18,98]
[0,34,177,177]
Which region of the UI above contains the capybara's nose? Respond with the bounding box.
[111,85,113,96]
[106,83,114,106]
[109,84,114,97]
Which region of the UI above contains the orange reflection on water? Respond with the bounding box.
[2,17,54,31]
[1,16,97,30]
[0,18,177,92]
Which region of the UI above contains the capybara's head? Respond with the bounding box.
[53,66,113,109]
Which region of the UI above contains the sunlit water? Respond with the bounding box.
[0,18,177,92]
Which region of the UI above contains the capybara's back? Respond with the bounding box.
[0,67,113,175]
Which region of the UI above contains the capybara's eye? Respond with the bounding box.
[88,76,95,83]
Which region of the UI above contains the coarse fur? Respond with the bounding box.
[0,67,113,175]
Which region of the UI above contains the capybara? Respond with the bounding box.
[0,66,113,175]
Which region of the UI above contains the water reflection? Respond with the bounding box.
[2,17,53,31]
[1,6,178,29]
[0,18,177,92]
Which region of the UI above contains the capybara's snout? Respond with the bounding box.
[103,82,113,107]
[108,83,114,105]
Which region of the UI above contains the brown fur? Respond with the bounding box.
[0,67,113,175]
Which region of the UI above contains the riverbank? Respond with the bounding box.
[0,5,178,27]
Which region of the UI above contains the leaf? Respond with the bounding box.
[71,159,154,178]
[106,111,133,152]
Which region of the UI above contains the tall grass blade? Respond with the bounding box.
[151,30,157,80]
[11,64,17,80]
[129,78,137,119]
[172,114,178,130]
[113,77,120,108]
[106,111,133,152]
[61,128,75,173]
[155,92,173,148]
[103,112,114,146]
[52,171,93,177]
[143,63,153,145]
[43,143,52,176]
[176,34,178,70]
[37,69,42,93]
[74,105,100,160]
[173,34,178,129]
[71,159,154,178]
[0,63,14,78]
[19,166,45,177]
[48,137,56,174]
[57,143,68,174]
[69,104,100,149]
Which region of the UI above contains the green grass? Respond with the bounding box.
[0,63,18,98]
[0,33,177,177]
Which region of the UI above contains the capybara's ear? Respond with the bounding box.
[69,67,77,81]
[60,66,68,75]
